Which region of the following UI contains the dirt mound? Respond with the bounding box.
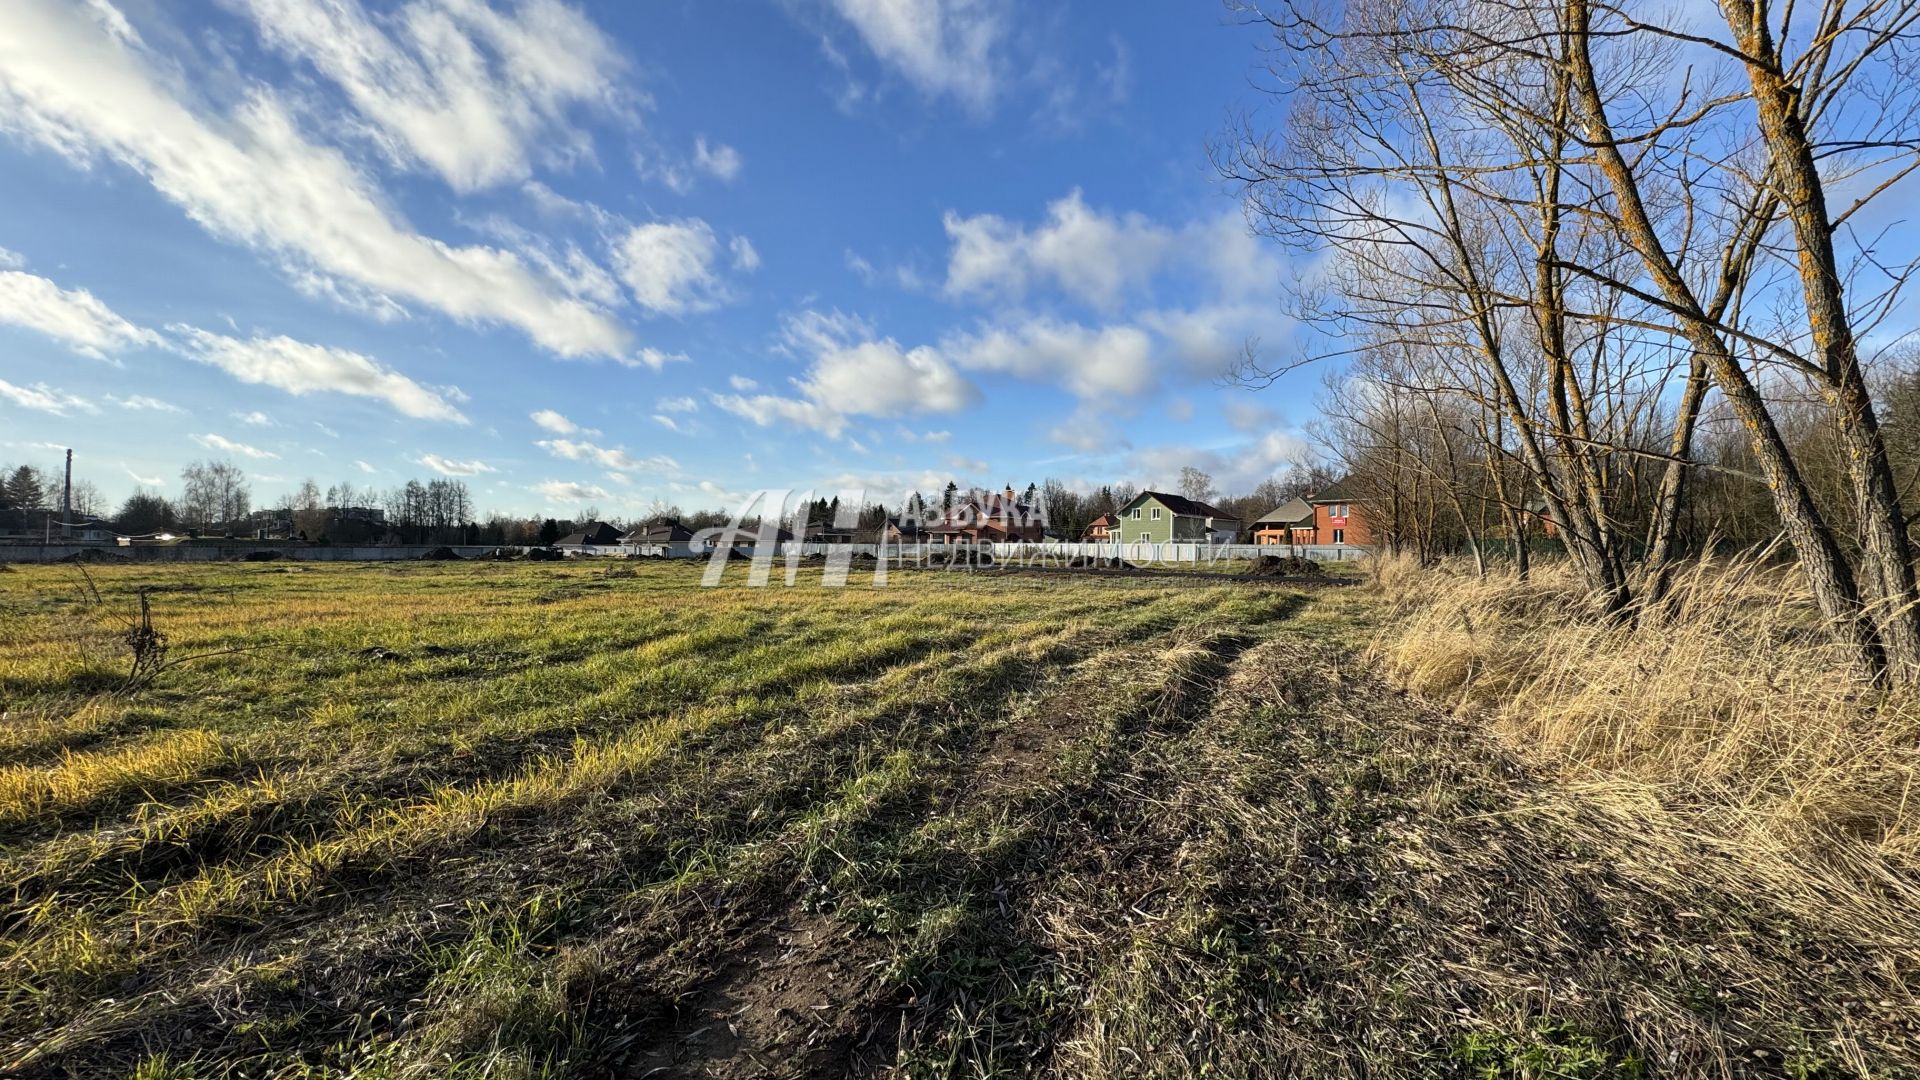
[1063,555,1132,570]
[1248,554,1323,577]
[57,548,127,563]
[243,550,285,562]
[416,546,464,561]
[524,547,564,561]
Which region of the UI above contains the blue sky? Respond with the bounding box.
[0,0,1319,518]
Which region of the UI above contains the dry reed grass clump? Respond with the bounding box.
[1372,553,1920,864]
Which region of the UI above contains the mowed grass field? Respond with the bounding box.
[1,560,1916,1078]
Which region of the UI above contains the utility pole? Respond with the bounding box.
[62,448,73,540]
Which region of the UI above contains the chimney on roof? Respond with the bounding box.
[1004,484,1015,502]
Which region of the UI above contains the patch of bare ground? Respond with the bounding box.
[620,907,893,1079]
[1028,639,1920,1078]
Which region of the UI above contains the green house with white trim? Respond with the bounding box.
[1110,491,1242,545]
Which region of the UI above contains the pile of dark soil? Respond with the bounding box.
[57,549,128,563]
[416,547,464,561]
[1248,554,1323,577]
[243,550,285,562]
[1063,555,1131,570]
[524,547,564,562]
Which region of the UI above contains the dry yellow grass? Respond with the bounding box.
[0,730,231,827]
[1372,553,1920,864]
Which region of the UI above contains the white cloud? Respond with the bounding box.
[169,325,467,422]
[355,459,377,473]
[711,309,975,437]
[313,421,339,437]
[622,346,690,370]
[235,409,274,426]
[941,195,1284,315]
[633,148,695,194]
[192,432,279,459]
[1138,303,1291,378]
[534,479,610,503]
[614,220,731,315]
[125,465,164,486]
[943,190,1170,310]
[692,136,743,182]
[0,377,96,415]
[845,249,878,284]
[530,408,598,436]
[0,2,629,357]
[728,374,759,391]
[235,0,628,192]
[0,245,24,268]
[730,235,761,272]
[652,414,682,433]
[1047,403,1120,453]
[536,437,678,474]
[109,394,185,413]
[419,453,494,476]
[946,317,1155,398]
[1126,430,1315,495]
[709,391,851,437]
[655,396,698,413]
[922,429,951,443]
[824,0,1005,111]
[1223,399,1278,433]
[0,269,157,358]
[943,454,988,474]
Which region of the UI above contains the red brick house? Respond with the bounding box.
[922,487,1047,545]
[1251,498,1314,545]
[1082,512,1120,541]
[1305,477,1371,547]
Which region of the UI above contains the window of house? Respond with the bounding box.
[1333,528,1345,544]
[1129,508,1141,520]
[1138,532,1151,543]
[1150,507,1162,521]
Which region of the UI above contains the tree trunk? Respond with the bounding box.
[1567,0,1889,681]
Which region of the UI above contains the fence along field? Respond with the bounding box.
[0,560,1917,1078]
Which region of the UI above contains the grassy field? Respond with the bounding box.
[0,559,1916,1078]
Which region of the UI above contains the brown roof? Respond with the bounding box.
[1254,498,1313,525]
[557,521,624,545]
[1308,476,1358,504]
[624,519,693,542]
[1130,490,1240,521]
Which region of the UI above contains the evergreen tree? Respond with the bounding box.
[5,465,46,511]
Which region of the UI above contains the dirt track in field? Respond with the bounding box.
[5,569,1917,1078]
[560,636,1920,1079]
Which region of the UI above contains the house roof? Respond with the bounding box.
[711,524,793,544]
[1125,490,1241,521]
[1086,512,1118,527]
[557,521,623,545]
[1308,476,1359,504]
[1254,497,1314,525]
[624,519,693,542]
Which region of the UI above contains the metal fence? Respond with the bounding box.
[1,539,1375,567]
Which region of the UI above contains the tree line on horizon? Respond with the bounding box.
[1217,0,1920,685]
